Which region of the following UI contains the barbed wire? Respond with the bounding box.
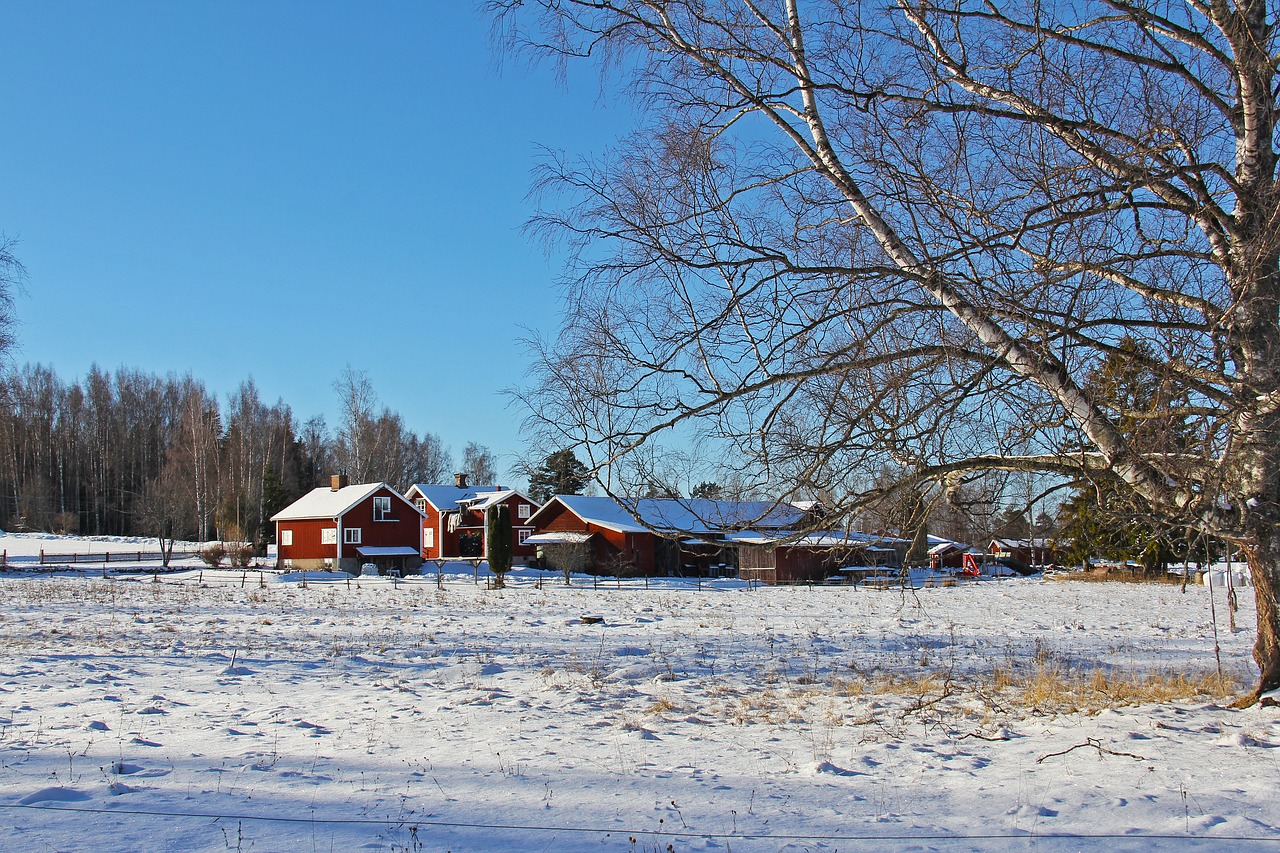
[3,802,1278,844]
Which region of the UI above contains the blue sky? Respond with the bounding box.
[0,1,631,480]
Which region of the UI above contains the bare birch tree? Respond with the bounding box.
[496,0,1280,699]
[463,441,499,485]
[0,237,22,359]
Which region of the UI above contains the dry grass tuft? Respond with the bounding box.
[990,664,1240,712]
[829,663,1241,717]
[1049,570,1188,585]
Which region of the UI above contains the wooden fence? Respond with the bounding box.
[39,545,201,565]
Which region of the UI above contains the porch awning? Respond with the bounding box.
[355,546,421,557]
[524,532,593,544]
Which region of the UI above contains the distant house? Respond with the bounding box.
[404,474,541,564]
[525,495,811,578]
[271,475,424,575]
[991,538,1056,568]
[735,530,911,584]
[927,535,970,570]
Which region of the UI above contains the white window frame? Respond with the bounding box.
[518,503,532,520]
[517,528,533,546]
[280,529,294,547]
[415,498,427,513]
[321,528,337,545]
[424,527,434,548]
[373,496,392,521]
[344,527,362,545]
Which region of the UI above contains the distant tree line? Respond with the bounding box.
[0,362,488,546]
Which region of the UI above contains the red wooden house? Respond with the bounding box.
[271,475,424,575]
[404,475,541,565]
[525,495,812,578]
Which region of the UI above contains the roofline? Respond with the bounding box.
[524,495,651,535]
[271,482,425,522]
[463,488,543,509]
[404,482,510,512]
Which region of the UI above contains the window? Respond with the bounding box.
[424,528,434,548]
[344,527,362,545]
[415,498,427,513]
[280,529,293,547]
[518,503,532,520]
[517,529,533,546]
[374,496,392,521]
[321,528,337,545]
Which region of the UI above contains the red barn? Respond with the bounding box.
[271,476,424,576]
[405,475,541,564]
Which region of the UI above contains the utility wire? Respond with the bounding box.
[3,802,1279,844]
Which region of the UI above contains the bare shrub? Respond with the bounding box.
[228,542,254,568]
[51,512,79,535]
[199,543,227,568]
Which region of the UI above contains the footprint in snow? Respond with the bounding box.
[1008,804,1059,818]
[292,720,331,735]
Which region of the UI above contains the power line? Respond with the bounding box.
[3,802,1278,844]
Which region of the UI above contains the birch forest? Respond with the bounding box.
[0,363,455,545]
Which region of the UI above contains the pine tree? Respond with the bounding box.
[527,449,588,503]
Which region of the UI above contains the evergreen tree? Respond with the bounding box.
[1055,338,1197,574]
[527,449,588,503]
[691,481,723,500]
[487,503,513,588]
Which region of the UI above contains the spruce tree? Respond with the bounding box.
[487,503,513,588]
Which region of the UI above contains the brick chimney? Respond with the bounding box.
[331,473,348,491]
[454,473,468,489]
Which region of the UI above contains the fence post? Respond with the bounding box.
[40,548,44,565]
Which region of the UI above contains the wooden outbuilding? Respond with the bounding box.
[991,538,1057,569]
[735,531,910,585]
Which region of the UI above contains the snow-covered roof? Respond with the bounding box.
[463,489,540,512]
[532,495,809,535]
[407,483,498,512]
[993,538,1053,549]
[271,483,400,522]
[524,531,593,545]
[728,530,909,548]
[355,546,421,557]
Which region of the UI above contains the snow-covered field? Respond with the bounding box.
[0,534,1276,852]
